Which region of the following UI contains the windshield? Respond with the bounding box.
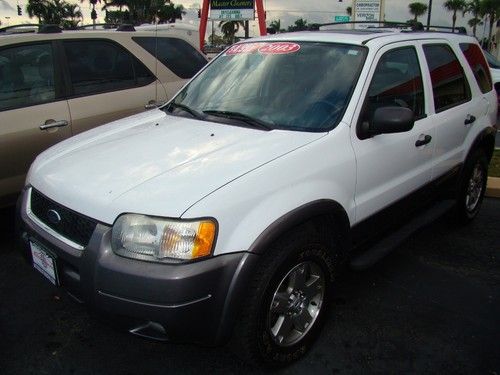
[167,41,367,132]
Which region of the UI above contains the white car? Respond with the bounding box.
[18,29,497,366]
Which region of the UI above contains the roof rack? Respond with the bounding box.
[38,25,62,34]
[0,24,40,34]
[77,23,135,32]
[426,25,467,34]
[77,23,119,30]
[313,21,467,34]
[313,21,423,31]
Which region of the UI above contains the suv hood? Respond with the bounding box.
[28,110,325,224]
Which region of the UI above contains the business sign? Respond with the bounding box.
[354,0,383,28]
[210,0,255,20]
[334,15,350,22]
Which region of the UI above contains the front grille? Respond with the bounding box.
[30,189,97,248]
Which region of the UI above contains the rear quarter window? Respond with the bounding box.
[459,43,493,94]
[133,37,207,79]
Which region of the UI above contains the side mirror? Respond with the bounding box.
[370,106,415,136]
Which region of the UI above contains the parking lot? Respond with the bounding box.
[0,199,498,374]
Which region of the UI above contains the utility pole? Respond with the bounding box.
[426,0,432,30]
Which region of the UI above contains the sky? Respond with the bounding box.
[0,0,494,40]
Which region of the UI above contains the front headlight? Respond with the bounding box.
[111,214,217,263]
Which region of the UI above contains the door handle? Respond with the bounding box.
[464,115,476,126]
[415,134,432,147]
[39,119,69,130]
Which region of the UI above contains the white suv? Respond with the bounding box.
[18,29,497,366]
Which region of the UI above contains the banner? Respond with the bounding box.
[210,0,255,21]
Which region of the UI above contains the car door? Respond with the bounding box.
[62,39,162,135]
[351,43,435,227]
[0,41,72,205]
[421,42,476,180]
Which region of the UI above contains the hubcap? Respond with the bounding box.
[267,261,325,347]
[465,163,484,212]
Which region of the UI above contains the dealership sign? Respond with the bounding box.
[210,0,255,20]
[354,0,383,28]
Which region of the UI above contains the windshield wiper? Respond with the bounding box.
[203,110,273,131]
[165,102,205,120]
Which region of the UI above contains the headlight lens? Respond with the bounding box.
[111,214,216,263]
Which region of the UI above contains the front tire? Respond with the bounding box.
[231,227,339,367]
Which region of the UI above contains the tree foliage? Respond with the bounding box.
[443,0,467,31]
[26,0,82,27]
[408,2,428,21]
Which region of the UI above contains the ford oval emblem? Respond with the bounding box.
[47,209,61,225]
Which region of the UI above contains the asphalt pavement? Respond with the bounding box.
[0,200,499,374]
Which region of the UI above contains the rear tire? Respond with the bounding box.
[231,226,340,367]
[456,149,488,223]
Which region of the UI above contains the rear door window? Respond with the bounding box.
[423,44,471,112]
[63,40,155,96]
[133,37,207,79]
[0,43,59,111]
[459,43,493,94]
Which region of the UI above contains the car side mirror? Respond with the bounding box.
[370,106,415,136]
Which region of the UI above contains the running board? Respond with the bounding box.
[350,200,455,270]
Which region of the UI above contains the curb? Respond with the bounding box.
[486,177,500,198]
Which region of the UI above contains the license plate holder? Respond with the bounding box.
[30,240,59,286]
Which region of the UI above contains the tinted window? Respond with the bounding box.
[169,42,367,131]
[365,47,425,121]
[64,40,155,96]
[460,43,493,94]
[423,44,471,112]
[0,43,57,111]
[133,37,207,79]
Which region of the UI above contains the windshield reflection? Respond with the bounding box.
[169,41,367,132]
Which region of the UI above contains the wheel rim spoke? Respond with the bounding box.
[302,274,322,300]
[288,263,308,291]
[270,292,290,314]
[293,309,313,333]
[272,315,294,343]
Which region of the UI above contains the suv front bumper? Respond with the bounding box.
[18,188,258,345]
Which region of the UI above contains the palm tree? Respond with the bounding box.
[443,0,467,31]
[218,20,244,44]
[268,19,281,34]
[408,2,428,22]
[63,3,83,28]
[157,3,185,23]
[463,0,482,37]
[26,0,48,24]
[480,0,499,51]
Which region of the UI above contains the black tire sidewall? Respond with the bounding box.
[255,242,334,366]
[457,150,488,222]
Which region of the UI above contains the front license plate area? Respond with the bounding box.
[30,241,59,286]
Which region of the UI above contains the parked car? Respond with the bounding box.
[18,28,497,366]
[0,25,207,207]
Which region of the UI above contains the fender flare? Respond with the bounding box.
[248,199,351,255]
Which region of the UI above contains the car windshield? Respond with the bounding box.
[166,41,367,132]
